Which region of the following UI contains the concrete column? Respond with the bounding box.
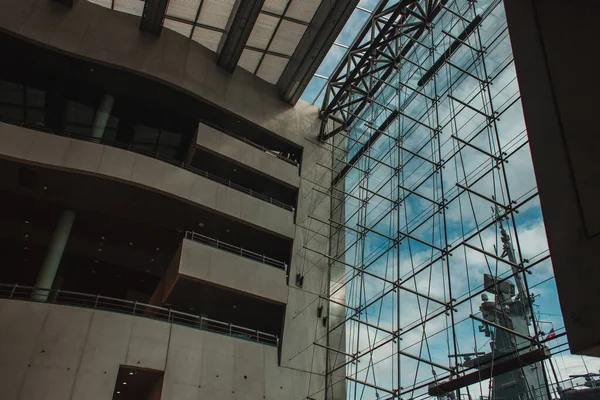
[32,209,76,301]
[91,94,114,140]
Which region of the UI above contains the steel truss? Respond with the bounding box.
[299,0,564,399]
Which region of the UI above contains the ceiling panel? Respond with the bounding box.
[269,20,307,56]
[247,13,279,50]
[166,0,202,21]
[257,54,288,84]
[285,0,321,23]
[238,49,264,74]
[196,0,236,30]
[163,19,193,38]
[113,0,144,16]
[192,27,224,52]
[87,0,111,7]
[262,0,287,15]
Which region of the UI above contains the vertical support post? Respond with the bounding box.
[32,209,76,302]
[91,94,114,140]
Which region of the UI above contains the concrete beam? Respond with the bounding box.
[277,0,360,105]
[139,0,169,36]
[217,0,265,72]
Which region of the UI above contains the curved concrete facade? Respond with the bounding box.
[0,122,295,239]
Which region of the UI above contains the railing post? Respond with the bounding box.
[168,308,172,323]
[229,323,232,335]
[9,284,17,299]
[53,289,60,303]
[256,329,259,342]
[94,294,99,309]
[133,300,137,315]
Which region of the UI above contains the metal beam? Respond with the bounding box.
[217,0,265,72]
[428,346,551,396]
[140,0,169,36]
[278,0,360,105]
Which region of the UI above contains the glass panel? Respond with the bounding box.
[196,0,236,30]
[268,20,306,57]
[65,100,95,137]
[133,125,160,153]
[238,49,263,73]
[166,0,202,21]
[246,13,279,50]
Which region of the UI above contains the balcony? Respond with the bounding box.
[0,283,278,346]
[195,121,300,189]
[151,234,289,308]
[184,231,287,271]
[0,115,295,212]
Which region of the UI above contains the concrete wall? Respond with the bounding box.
[0,122,295,239]
[0,0,337,396]
[153,238,288,304]
[0,299,317,400]
[195,122,300,188]
[504,0,600,357]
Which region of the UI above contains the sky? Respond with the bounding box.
[299,0,600,398]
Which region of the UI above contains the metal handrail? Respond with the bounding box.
[199,119,300,167]
[0,117,294,212]
[185,231,288,271]
[0,283,279,347]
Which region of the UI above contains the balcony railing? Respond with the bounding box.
[185,230,288,271]
[0,117,294,212]
[0,283,279,347]
[200,119,300,167]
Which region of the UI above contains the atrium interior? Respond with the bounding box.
[0,0,598,400]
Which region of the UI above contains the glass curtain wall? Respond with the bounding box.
[300,0,599,399]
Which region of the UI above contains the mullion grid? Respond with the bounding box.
[308,0,554,399]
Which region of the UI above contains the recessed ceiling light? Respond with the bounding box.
[24,246,28,251]
[129,372,134,376]
[122,382,127,385]
[101,236,105,241]
[156,247,160,251]
[24,220,29,224]
[129,242,133,246]
[116,391,120,394]
[150,259,154,262]
[97,248,102,252]
[24,234,29,239]
[226,229,230,233]
[198,222,204,227]
[43,186,48,190]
